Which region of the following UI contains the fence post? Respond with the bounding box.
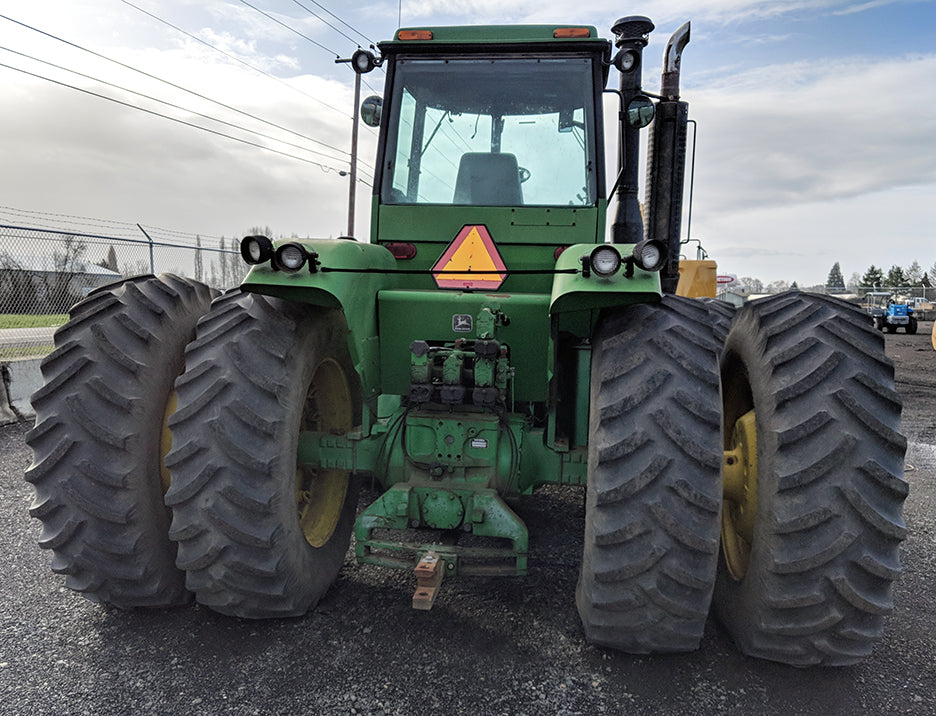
[137,224,155,274]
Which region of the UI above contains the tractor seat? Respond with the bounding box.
[453,152,523,206]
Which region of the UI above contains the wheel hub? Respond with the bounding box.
[296,358,352,548]
[721,409,757,580]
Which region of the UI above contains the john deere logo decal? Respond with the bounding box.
[452,314,473,332]
[432,225,507,290]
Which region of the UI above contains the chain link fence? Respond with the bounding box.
[0,224,247,361]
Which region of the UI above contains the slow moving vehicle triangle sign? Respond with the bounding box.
[432,225,507,290]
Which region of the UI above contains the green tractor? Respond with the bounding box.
[26,18,908,666]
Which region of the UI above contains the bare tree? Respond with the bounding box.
[0,251,38,313]
[37,234,88,312]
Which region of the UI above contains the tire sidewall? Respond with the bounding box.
[712,304,780,631]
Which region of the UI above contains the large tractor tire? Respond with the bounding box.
[577,295,723,652]
[906,316,917,335]
[698,297,737,346]
[25,274,216,607]
[714,292,908,666]
[164,289,361,618]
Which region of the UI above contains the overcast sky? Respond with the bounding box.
[0,0,933,286]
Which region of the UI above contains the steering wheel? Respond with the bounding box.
[518,166,531,183]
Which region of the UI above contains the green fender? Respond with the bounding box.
[241,239,397,400]
[549,243,661,314]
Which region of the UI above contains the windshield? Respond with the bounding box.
[381,56,599,207]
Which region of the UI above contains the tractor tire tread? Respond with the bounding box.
[713,292,907,666]
[25,274,215,608]
[577,294,723,653]
[166,289,358,618]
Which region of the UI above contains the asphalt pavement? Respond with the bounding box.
[1,340,934,715]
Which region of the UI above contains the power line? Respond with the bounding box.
[0,45,352,165]
[236,0,340,57]
[0,205,226,244]
[118,0,350,119]
[236,0,384,97]
[0,60,350,174]
[0,13,352,159]
[289,0,362,47]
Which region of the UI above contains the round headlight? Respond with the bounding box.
[240,235,273,265]
[351,49,376,74]
[274,243,308,273]
[590,246,622,277]
[632,239,666,272]
[616,49,639,73]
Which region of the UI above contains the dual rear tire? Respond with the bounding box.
[25,275,216,607]
[25,280,359,616]
[164,290,361,617]
[579,292,908,665]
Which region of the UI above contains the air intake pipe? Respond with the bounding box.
[609,16,654,247]
[644,22,691,294]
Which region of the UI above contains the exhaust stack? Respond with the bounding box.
[644,22,691,294]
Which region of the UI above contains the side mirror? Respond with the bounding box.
[626,95,655,128]
[361,95,382,127]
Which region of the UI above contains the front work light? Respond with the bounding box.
[351,49,377,74]
[241,235,274,265]
[590,246,622,277]
[274,243,309,273]
[631,239,667,272]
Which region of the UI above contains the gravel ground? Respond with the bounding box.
[1,323,933,715]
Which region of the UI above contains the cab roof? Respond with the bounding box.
[379,24,611,55]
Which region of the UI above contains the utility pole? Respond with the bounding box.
[336,56,364,238]
[347,70,361,237]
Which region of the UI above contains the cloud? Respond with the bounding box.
[688,53,936,215]
[695,185,933,286]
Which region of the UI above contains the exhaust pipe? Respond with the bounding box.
[662,22,690,100]
[644,22,691,293]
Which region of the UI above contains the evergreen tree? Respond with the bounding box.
[905,260,924,285]
[825,262,846,293]
[861,265,884,288]
[95,245,117,272]
[884,264,906,289]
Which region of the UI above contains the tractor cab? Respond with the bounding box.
[368,26,611,263]
[350,26,617,302]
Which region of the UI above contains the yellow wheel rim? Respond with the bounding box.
[721,410,757,580]
[296,358,352,548]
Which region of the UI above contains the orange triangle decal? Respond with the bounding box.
[432,225,507,290]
